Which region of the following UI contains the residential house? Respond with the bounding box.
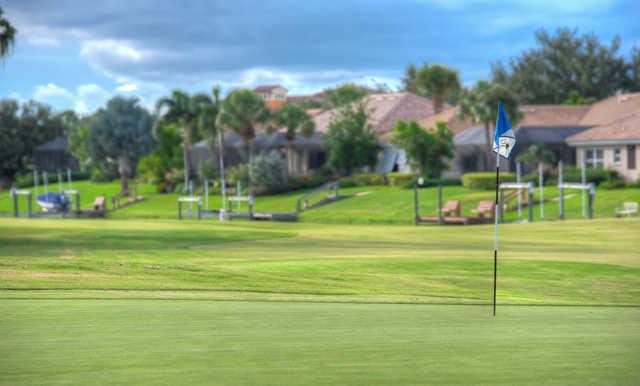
[441,105,593,178]
[566,92,640,181]
[254,85,288,110]
[33,135,79,172]
[189,92,442,176]
[567,112,639,181]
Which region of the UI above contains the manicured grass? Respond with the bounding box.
[1,301,638,385]
[1,217,639,384]
[1,217,639,305]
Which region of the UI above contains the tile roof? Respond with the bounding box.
[579,92,640,125]
[254,84,286,93]
[567,112,640,144]
[35,136,68,152]
[310,92,441,142]
[519,104,591,126]
[417,106,473,135]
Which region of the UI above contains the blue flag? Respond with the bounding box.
[493,101,516,159]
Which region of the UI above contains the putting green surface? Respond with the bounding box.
[0,217,639,384]
[1,301,638,385]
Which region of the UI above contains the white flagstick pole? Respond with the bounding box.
[493,149,500,316]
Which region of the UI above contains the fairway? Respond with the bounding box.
[1,217,639,385]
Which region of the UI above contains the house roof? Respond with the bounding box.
[312,92,441,142]
[519,104,591,126]
[254,84,287,93]
[567,112,640,145]
[455,125,591,146]
[417,106,473,135]
[579,92,640,126]
[36,136,68,152]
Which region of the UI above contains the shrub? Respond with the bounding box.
[352,173,386,186]
[461,172,516,190]
[560,166,619,185]
[387,172,414,186]
[339,176,357,188]
[228,164,250,190]
[404,177,462,189]
[90,167,113,182]
[14,170,91,188]
[600,180,626,190]
[198,159,219,181]
[249,151,288,192]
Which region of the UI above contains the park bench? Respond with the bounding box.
[441,200,461,217]
[615,202,638,217]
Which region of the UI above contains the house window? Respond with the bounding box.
[585,148,604,169]
[629,145,637,170]
[613,148,622,166]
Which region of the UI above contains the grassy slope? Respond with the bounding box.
[3,181,639,223]
[1,301,638,386]
[1,217,638,305]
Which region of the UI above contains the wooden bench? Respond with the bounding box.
[441,200,461,217]
[474,200,495,219]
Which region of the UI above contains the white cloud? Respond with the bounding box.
[75,84,110,113]
[80,39,145,65]
[31,83,111,114]
[116,83,139,92]
[33,83,75,105]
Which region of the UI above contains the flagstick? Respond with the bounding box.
[493,149,500,316]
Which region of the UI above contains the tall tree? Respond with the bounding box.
[391,120,454,179]
[196,85,227,196]
[323,102,378,175]
[322,84,368,109]
[458,80,521,168]
[271,103,315,174]
[155,90,208,185]
[414,64,461,113]
[0,99,65,187]
[218,89,270,164]
[492,28,638,103]
[401,64,418,93]
[0,6,17,59]
[89,96,154,194]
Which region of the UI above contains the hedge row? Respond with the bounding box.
[461,172,516,190]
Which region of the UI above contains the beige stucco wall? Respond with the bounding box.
[575,145,639,181]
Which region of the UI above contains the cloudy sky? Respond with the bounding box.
[1,0,638,113]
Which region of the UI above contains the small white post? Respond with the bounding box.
[67,168,72,190]
[538,162,544,220]
[581,158,586,218]
[43,172,48,195]
[516,161,522,219]
[204,179,209,211]
[237,180,241,210]
[34,170,39,197]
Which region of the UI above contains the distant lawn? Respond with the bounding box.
[2,180,639,224]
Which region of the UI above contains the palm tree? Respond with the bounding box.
[271,104,315,174]
[415,64,461,113]
[218,89,270,164]
[196,85,227,203]
[0,7,16,59]
[458,80,521,168]
[156,90,210,185]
